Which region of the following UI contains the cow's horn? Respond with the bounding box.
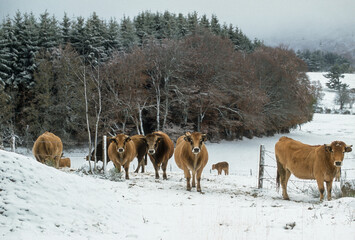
[346,145,353,148]
[325,144,331,147]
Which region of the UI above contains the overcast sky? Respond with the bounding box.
[0,0,354,46]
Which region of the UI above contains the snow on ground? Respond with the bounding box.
[307,72,355,113]
[1,113,355,240]
[1,73,355,239]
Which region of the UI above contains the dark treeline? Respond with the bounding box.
[296,49,353,73]
[0,11,315,146]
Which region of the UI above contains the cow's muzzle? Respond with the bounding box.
[192,147,200,154]
[148,149,155,155]
[334,161,342,167]
[118,148,124,153]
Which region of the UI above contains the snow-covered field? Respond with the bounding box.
[1,73,355,240]
[307,72,355,113]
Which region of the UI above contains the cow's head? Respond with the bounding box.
[110,134,131,153]
[183,132,207,155]
[324,141,352,167]
[144,133,163,155]
[212,164,216,170]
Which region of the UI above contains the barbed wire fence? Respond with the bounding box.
[257,144,355,196]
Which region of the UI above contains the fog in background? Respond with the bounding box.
[1,0,354,50]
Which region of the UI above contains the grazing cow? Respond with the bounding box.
[130,135,148,173]
[212,161,229,175]
[59,157,71,168]
[33,132,63,168]
[275,136,352,201]
[174,132,209,192]
[143,131,174,179]
[86,139,110,165]
[108,134,137,179]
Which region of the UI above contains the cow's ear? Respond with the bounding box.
[140,137,147,143]
[184,135,191,142]
[109,138,117,143]
[157,137,163,142]
[345,145,353,153]
[201,134,207,142]
[125,137,131,142]
[324,144,332,153]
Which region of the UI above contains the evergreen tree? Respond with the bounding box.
[210,14,221,35]
[38,11,59,51]
[325,64,346,90]
[176,13,188,39]
[60,13,71,44]
[70,16,87,55]
[85,12,108,63]
[120,16,138,51]
[106,18,121,53]
[187,12,198,34]
[0,17,16,86]
[199,14,210,29]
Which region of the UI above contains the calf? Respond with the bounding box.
[212,161,229,175]
[174,132,208,192]
[143,131,174,179]
[108,134,137,179]
[59,157,71,168]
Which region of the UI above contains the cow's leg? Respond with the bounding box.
[191,170,196,188]
[113,162,121,173]
[134,159,141,173]
[184,169,191,191]
[279,165,290,200]
[326,180,333,201]
[316,178,325,201]
[196,168,204,192]
[218,169,221,175]
[55,156,60,169]
[153,162,160,179]
[124,163,130,180]
[141,160,145,173]
[225,168,229,175]
[161,160,168,180]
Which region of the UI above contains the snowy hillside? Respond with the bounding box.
[1,73,355,239]
[307,72,355,113]
[1,112,355,240]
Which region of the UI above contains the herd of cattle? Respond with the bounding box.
[32,131,352,200]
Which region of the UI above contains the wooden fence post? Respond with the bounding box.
[258,145,265,189]
[103,135,107,174]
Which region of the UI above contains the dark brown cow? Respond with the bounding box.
[59,157,71,168]
[130,134,148,173]
[212,161,229,175]
[108,134,137,179]
[174,132,209,192]
[33,132,63,168]
[86,139,110,164]
[143,131,174,179]
[275,136,352,201]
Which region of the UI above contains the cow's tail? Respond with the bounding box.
[276,155,281,192]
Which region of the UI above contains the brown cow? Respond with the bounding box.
[275,136,352,201]
[130,134,148,173]
[59,157,71,168]
[108,134,137,179]
[174,132,209,192]
[33,132,63,168]
[212,161,229,175]
[143,131,174,179]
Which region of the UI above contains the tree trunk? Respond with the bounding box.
[83,66,93,173]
